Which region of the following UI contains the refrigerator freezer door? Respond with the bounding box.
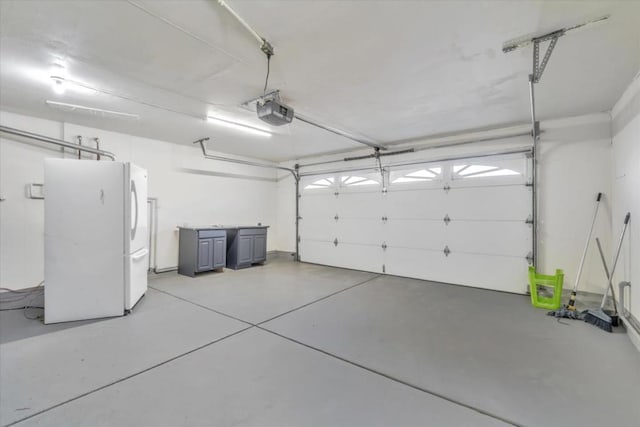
[44,159,125,324]
[125,163,148,255]
[125,248,148,310]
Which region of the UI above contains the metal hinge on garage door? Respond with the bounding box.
[526,251,534,264]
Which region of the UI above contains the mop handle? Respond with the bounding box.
[595,238,611,279]
[599,213,630,309]
[572,193,602,292]
[595,237,617,313]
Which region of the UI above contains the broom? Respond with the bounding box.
[584,212,630,332]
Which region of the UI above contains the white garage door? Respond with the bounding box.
[299,152,533,294]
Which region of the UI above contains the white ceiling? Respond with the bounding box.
[1,0,639,162]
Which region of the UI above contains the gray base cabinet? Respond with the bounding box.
[226,227,268,269]
[178,226,268,276]
[178,229,226,277]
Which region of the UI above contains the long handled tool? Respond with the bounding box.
[567,192,602,311]
[547,193,603,319]
[584,212,630,332]
[595,237,618,315]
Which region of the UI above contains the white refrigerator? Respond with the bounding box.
[44,159,148,324]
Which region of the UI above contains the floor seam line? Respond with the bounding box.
[148,285,256,326]
[256,326,521,427]
[257,274,382,326]
[5,326,255,427]
[150,274,379,328]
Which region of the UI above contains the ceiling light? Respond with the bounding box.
[45,100,140,120]
[206,115,271,138]
[51,77,66,94]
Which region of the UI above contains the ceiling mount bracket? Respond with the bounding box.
[502,15,609,54]
[260,39,274,57]
[532,35,559,83]
[242,90,281,108]
[503,15,610,84]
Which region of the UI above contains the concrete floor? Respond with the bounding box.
[1,254,639,427]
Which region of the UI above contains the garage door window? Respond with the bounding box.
[391,166,442,184]
[340,175,379,187]
[304,177,335,190]
[453,164,519,178]
[452,157,525,181]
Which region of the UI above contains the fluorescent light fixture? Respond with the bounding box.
[45,100,140,120]
[207,115,271,138]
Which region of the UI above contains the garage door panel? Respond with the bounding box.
[300,240,341,267]
[446,186,531,220]
[383,189,447,219]
[337,219,383,245]
[385,250,528,294]
[301,240,382,273]
[384,248,450,282]
[438,253,529,294]
[300,218,336,242]
[300,192,337,219]
[384,221,446,250]
[337,192,382,215]
[446,222,531,256]
[334,243,383,273]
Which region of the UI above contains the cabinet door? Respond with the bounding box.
[237,236,254,265]
[197,238,214,271]
[212,237,226,268]
[253,235,266,262]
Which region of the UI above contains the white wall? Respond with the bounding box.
[0,110,279,289]
[611,71,640,343]
[277,113,613,294]
[537,114,612,295]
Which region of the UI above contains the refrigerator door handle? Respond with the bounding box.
[131,248,149,261]
[131,179,138,240]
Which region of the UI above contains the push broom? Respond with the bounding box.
[584,212,630,332]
